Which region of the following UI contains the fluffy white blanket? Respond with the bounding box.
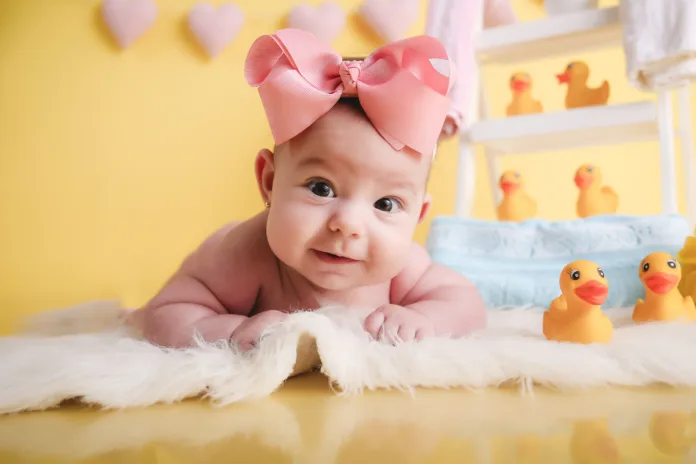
[1,301,696,415]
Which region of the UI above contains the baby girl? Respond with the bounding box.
[135,29,486,350]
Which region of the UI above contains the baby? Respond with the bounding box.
[135,29,486,350]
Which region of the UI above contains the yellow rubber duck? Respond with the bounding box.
[543,260,613,344]
[633,252,696,323]
[506,72,543,117]
[496,170,537,222]
[556,61,610,109]
[678,229,696,302]
[574,164,619,218]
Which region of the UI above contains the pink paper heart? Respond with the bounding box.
[358,0,419,42]
[188,2,244,58]
[101,0,158,49]
[288,2,346,44]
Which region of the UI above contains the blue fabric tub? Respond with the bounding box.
[425,214,691,308]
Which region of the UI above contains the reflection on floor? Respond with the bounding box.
[1,373,696,463]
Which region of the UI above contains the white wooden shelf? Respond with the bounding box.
[476,6,622,64]
[464,101,659,155]
[446,0,694,224]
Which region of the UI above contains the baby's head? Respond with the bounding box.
[256,99,432,291]
[246,29,451,291]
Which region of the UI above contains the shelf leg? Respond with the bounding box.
[657,89,679,214]
[477,71,501,210]
[486,150,502,207]
[677,85,696,228]
[455,139,477,217]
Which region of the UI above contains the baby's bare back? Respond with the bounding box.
[135,212,390,347]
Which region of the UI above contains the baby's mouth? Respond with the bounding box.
[312,249,358,264]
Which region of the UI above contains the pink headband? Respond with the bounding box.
[244,28,453,155]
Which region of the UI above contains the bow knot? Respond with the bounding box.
[339,60,362,96]
[245,28,454,155]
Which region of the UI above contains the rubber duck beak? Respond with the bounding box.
[645,272,679,294]
[500,180,519,193]
[556,72,570,84]
[511,79,529,93]
[574,280,609,305]
[574,174,591,188]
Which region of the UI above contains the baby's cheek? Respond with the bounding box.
[370,225,413,277]
[267,208,306,260]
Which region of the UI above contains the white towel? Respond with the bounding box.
[620,0,696,91]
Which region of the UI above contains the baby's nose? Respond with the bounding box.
[328,203,365,238]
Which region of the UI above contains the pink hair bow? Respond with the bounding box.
[244,28,453,155]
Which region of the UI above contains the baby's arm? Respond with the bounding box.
[137,222,266,348]
[365,243,486,341]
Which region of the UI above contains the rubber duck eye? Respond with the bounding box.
[587,167,594,173]
[668,260,677,268]
[514,172,520,178]
[598,268,605,278]
[643,262,650,272]
[571,270,581,280]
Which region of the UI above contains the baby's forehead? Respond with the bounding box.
[302,105,428,157]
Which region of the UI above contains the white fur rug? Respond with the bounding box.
[2,301,696,414]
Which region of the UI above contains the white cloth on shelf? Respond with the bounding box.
[620,0,696,91]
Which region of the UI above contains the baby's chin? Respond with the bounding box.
[306,274,364,292]
[301,264,400,293]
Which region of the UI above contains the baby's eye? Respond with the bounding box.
[374,197,401,213]
[307,180,335,198]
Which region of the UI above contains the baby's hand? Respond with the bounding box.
[231,310,288,351]
[363,304,435,344]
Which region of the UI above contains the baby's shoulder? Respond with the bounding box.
[389,242,433,301]
[396,242,432,277]
[219,214,274,264]
[188,213,275,277]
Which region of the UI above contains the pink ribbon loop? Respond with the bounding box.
[244,28,454,155]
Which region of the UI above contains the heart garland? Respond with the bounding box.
[102,0,158,49]
[188,2,244,57]
[358,0,420,43]
[288,2,346,44]
[100,0,421,55]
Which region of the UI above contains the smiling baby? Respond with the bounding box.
[133,29,486,350]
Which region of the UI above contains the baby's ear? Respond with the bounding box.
[255,149,275,204]
[418,193,432,223]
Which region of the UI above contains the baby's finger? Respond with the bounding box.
[415,324,435,341]
[397,325,416,344]
[231,324,262,352]
[381,318,403,345]
[237,339,256,352]
[231,332,257,352]
[363,311,385,338]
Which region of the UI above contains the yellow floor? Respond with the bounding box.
[1,373,696,463]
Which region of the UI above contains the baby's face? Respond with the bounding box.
[265,104,431,291]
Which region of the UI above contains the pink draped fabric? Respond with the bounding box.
[426,0,517,134]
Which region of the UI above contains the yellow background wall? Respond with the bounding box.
[0,0,693,332]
